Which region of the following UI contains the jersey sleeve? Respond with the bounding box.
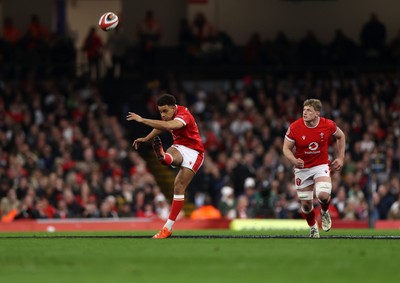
[285,125,295,143]
[328,119,338,136]
[174,107,189,126]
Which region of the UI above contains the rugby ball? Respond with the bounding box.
[98,12,119,31]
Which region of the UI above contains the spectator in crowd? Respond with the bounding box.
[331,186,347,218]
[0,188,20,222]
[190,193,222,220]
[190,12,214,58]
[2,17,21,45]
[1,17,22,75]
[178,17,196,62]
[106,24,130,78]
[270,31,293,65]
[154,192,170,220]
[49,32,76,78]
[360,13,387,63]
[136,9,162,65]
[99,195,119,218]
[242,177,263,218]
[218,186,237,219]
[327,29,359,65]
[198,29,226,64]
[82,26,104,79]
[243,32,263,65]
[297,30,323,66]
[236,195,249,219]
[376,183,396,219]
[388,192,400,220]
[388,29,400,64]
[23,14,50,75]
[26,14,49,41]
[54,199,72,219]
[16,191,39,220]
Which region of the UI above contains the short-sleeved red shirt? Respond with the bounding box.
[285,117,337,168]
[171,105,204,153]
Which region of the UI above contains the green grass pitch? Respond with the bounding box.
[0,229,399,283]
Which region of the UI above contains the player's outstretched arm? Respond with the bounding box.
[126,112,184,131]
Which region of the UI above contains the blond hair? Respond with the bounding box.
[304,99,322,112]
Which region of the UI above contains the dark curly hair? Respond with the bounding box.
[157,94,176,106]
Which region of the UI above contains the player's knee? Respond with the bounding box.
[297,190,313,201]
[316,182,332,203]
[301,200,313,213]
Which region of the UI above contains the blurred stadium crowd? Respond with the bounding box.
[0,12,400,223]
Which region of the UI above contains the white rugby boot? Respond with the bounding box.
[310,223,320,238]
[321,210,332,232]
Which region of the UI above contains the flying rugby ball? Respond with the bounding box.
[98,12,119,31]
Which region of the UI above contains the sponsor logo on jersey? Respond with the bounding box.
[308,142,319,151]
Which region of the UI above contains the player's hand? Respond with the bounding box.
[132,137,147,150]
[294,158,304,169]
[331,158,344,171]
[126,112,143,123]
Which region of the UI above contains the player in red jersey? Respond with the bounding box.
[283,99,345,238]
[127,94,204,238]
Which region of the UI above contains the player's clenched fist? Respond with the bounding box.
[331,158,343,171]
[294,158,304,169]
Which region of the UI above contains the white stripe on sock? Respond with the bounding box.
[173,194,185,200]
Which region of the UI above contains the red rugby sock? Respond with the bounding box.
[161,153,173,165]
[319,200,330,212]
[169,196,184,221]
[301,208,316,227]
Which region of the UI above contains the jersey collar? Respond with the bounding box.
[304,116,320,128]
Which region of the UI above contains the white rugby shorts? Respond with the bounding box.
[171,144,204,173]
[294,164,330,189]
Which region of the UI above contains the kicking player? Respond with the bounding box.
[127,94,204,238]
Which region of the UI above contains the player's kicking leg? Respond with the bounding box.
[152,136,165,160]
[152,136,174,166]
